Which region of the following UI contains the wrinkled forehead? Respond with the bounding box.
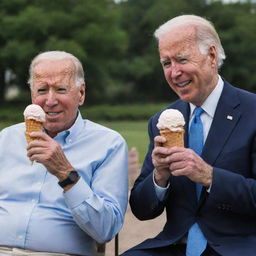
[159,25,197,47]
[158,26,199,56]
[33,59,75,81]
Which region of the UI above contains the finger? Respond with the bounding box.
[27,139,49,150]
[29,131,50,141]
[154,135,166,147]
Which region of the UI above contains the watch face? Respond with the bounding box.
[69,171,79,182]
[58,171,80,188]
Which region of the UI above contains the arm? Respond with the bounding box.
[27,132,129,243]
[65,139,128,243]
[130,117,168,220]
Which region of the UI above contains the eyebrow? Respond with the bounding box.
[160,57,169,64]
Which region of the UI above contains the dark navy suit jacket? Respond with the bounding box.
[129,80,256,256]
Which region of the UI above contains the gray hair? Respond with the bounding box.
[28,51,85,87]
[154,15,226,68]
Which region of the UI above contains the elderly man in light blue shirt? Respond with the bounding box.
[0,51,128,256]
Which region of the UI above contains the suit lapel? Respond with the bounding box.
[199,82,241,203]
[168,84,242,204]
[202,82,241,166]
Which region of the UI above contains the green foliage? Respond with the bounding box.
[0,0,256,104]
[0,0,128,103]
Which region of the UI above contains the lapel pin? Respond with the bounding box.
[227,115,233,120]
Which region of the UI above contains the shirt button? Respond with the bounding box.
[31,199,36,203]
[68,139,72,143]
[18,235,23,240]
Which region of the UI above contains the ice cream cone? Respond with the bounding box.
[157,109,185,148]
[160,127,184,148]
[25,119,43,143]
[23,104,46,144]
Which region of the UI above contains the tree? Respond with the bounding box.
[118,0,208,103]
[0,0,127,104]
[118,0,256,102]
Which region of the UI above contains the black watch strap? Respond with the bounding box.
[58,170,80,188]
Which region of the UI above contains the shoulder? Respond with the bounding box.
[1,122,25,137]
[83,119,126,144]
[0,123,26,149]
[223,79,256,108]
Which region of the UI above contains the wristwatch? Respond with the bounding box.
[58,170,80,188]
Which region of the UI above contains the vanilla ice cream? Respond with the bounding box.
[157,109,185,148]
[157,109,185,131]
[23,104,45,144]
[23,104,46,122]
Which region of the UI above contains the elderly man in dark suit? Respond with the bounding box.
[120,14,256,256]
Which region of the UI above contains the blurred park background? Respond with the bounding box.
[0,0,256,254]
[1,0,256,158]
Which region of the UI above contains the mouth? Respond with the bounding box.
[45,111,61,117]
[176,80,191,88]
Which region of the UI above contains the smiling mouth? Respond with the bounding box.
[176,80,191,87]
[46,112,61,117]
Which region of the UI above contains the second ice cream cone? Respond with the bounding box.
[157,109,185,148]
[160,128,184,148]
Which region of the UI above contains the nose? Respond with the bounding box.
[45,90,58,107]
[170,63,182,80]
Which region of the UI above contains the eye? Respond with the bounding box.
[162,60,171,68]
[177,57,187,64]
[37,88,47,94]
[57,87,67,93]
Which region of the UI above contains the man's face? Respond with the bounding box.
[159,26,218,106]
[31,59,85,138]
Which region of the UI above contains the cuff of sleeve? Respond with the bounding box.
[64,177,92,209]
[206,184,212,193]
[153,169,170,201]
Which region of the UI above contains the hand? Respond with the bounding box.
[152,135,173,187]
[152,135,213,187]
[167,147,213,187]
[27,132,74,181]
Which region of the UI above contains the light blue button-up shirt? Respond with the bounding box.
[0,112,128,256]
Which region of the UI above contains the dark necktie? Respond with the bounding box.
[186,107,207,256]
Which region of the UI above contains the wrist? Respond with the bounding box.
[154,169,170,188]
[203,165,213,187]
[58,170,80,189]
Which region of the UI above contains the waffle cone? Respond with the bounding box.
[160,128,184,148]
[25,119,43,143]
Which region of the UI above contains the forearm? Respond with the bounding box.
[130,172,166,220]
[64,177,127,243]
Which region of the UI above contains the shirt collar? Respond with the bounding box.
[190,75,224,118]
[54,111,84,145]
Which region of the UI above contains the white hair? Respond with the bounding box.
[154,15,226,68]
[28,51,85,87]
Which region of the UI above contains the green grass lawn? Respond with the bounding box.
[0,120,149,164]
[99,120,149,164]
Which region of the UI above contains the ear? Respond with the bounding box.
[78,83,86,106]
[208,45,217,68]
